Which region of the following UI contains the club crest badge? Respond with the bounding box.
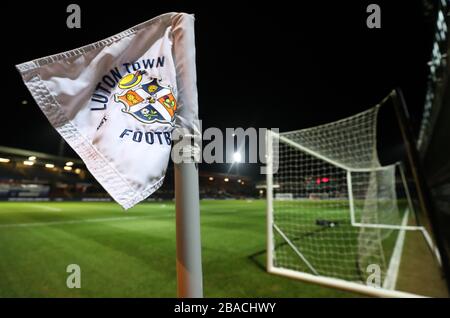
[113,71,177,125]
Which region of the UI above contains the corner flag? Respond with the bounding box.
[16,12,200,210]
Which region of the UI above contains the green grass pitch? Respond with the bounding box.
[0,200,357,297]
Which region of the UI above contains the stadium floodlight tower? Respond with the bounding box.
[265,96,441,297]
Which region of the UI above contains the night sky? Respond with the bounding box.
[3,1,436,178]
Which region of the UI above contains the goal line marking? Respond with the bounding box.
[383,209,409,290]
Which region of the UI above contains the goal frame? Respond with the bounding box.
[265,129,438,298]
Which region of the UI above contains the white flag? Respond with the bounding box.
[16,12,200,209]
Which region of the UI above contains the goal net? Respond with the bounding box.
[266,103,440,297]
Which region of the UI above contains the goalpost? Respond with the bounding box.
[266,102,441,297]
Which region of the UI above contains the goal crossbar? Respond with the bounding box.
[274,132,388,173]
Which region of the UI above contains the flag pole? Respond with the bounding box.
[171,13,203,298]
[174,160,203,298]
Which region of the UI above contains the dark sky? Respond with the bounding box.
[3,1,436,178]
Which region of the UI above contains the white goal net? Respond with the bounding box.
[266,103,440,297]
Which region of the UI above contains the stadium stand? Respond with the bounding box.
[0,146,258,201]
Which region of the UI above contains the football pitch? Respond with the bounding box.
[0,200,358,298]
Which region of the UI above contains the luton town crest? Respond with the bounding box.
[113,71,177,125]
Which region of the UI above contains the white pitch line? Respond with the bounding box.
[27,204,62,212]
[0,215,152,228]
[383,209,409,290]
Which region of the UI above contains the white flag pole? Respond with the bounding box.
[171,13,203,298]
[175,161,203,297]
